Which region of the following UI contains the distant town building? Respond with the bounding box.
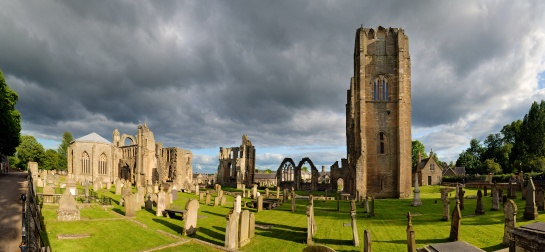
[413,150,444,186]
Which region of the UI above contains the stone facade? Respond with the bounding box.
[67,124,193,189]
[217,135,256,189]
[414,150,443,186]
[346,26,412,198]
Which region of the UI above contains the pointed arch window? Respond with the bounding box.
[82,152,90,174]
[371,77,389,101]
[99,154,107,175]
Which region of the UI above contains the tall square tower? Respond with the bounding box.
[346,26,412,198]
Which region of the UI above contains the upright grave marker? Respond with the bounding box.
[475,190,485,215]
[449,200,462,241]
[503,199,517,245]
[182,199,200,236]
[350,200,359,246]
[524,179,538,220]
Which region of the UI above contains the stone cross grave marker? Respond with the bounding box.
[475,189,485,215]
[412,172,422,206]
[182,199,200,236]
[406,212,416,252]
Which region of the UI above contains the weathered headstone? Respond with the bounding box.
[214,196,220,206]
[363,230,372,252]
[199,192,205,202]
[195,183,199,196]
[449,200,462,241]
[242,184,246,198]
[365,196,370,213]
[172,188,178,201]
[145,194,153,210]
[412,172,422,206]
[498,189,504,202]
[537,188,544,211]
[249,212,255,239]
[276,186,280,199]
[57,189,80,221]
[503,199,517,245]
[306,204,315,245]
[257,195,263,212]
[225,209,239,249]
[252,184,258,199]
[115,180,122,195]
[93,181,99,192]
[106,181,111,190]
[124,193,136,217]
[350,200,359,246]
[239,210,250,247]
[406,212,416,252]
[234,195,242,213]
[521,187,526,200]
[508,180,514,198]
[206,191,211,205]
[43,185,56,195]
[475,190,485,215]
[442,199,450,221]
[37,178,44,188]
[221,195,227,206]
[182,199,200,236]
[458,190,465,210]
[156,191,166,217]
[492,188,499,211]
[484,186,488,196]
[368,196,375,217]
[265,188,269,198]
[523,179,538,220]
[283,189,288,203]
[291,191,296,212]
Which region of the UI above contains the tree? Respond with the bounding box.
[412,140,428,169]
[302,166,309,172]
[57,131,73,170]
[42,149,60,170]
[483,158,501,174]
[0,68,21,156]
[15,135,45,170]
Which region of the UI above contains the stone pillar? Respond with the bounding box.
[257,195,263,212]
[406,212,416,252]
[363,230,372,252]
[291,191,296,212]
[458,189,465,210]
[350,200,359,246]
[411,172,422,207]
[442,199,450,221]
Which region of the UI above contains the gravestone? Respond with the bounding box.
[503,199,517,245]
[221,195,227,206]
[66,178,77,196]
[503,195,508,206]
[165,188,172,209]
[364,230,372,252]
[43,185,55,195]
[306,203,315,245]
[257,195,263,212]
[199,192,205,202]
[93,181,99,192]
[508,180,514,198]
[137,186,146,209]
[283,189,288,203]
[365,196,370,213]
[276,186,280,199]
[291,191,296,212]
[368,196,375,217]
[195,183,199,196]
[252,184,258,199]
[172,188,178,201]
[85,182,90,203]
[225,209,239,249]
[242,184,246,198]
[412,172,422,206]
[337,193,340,212]
[449,200,462,241]
[537,188,544,211]
[458,190,465,210]
[115,180,122,195]
[214,196,220,207]
[498,189,504,202]
[106,181,111,190]
[406,212,416,252]
[124,193,136,217]
[206,192,211,205]
[484,186,488,196]
[265,188,269,198]
[234,196,242,213]
[156,191,166,217]
[239,210,250,247]
[249,212,255,239]
[57,189,80,221]
[182,199,200,236]
[350,200,359,246]
[37,178,44,188]
[455,184,459,200]
[442,199,450,221]
[475,190,485,215]
[523,179,538,220]
[145,194,153,210]
[491,184,496,198]
[492,188,499,211]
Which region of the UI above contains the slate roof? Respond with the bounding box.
[254,173,277,179]
[73,132,112,144]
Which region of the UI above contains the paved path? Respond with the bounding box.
[0,172,27,252]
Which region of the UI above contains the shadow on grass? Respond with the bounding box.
[195,226,224,246]
[112,208,125,215]
[152,218,181,234]
[374,238,448,245]
[256,221,306,232]
[313,238,353,246]
[482,243,508,251]
[201,210,227,218]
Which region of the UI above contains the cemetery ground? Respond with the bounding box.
[39,184,545,252]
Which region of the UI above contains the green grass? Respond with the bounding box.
[40,185,545,252]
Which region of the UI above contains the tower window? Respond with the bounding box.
[378,132,387,154]
[371,77,388,101]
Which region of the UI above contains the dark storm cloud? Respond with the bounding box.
[1,0,544,168]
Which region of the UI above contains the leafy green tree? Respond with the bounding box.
[42,149,60,170]
[521,101,545,158]
[15,135,45,170]
[264,169,272,174]
[412,140,428,169]
[456,138,485,174]
[0,68,21,156]
[302,166,309,172]
[57,131,73,170]
[483,158,501,174]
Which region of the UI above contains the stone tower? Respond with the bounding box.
[346,26,412,198]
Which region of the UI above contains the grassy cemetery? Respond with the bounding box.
[39,181,545,252]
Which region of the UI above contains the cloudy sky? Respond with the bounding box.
[1,1,545,174]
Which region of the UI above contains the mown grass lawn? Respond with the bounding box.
[41,185,545,251]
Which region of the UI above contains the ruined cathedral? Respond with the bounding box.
[67,124,193,189]
[344,26,412,198]
[216,135,256,189]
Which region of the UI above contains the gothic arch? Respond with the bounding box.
[119,134,137,147]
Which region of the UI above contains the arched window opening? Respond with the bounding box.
[371,77,389,101]
[82,152,90,174]
[378,132,387,154]
[99,154,107,175]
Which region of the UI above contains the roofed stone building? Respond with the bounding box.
[344,26,412,198]
[216,135,256,189]
[67,124,193,189]
[414,150,443,186]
